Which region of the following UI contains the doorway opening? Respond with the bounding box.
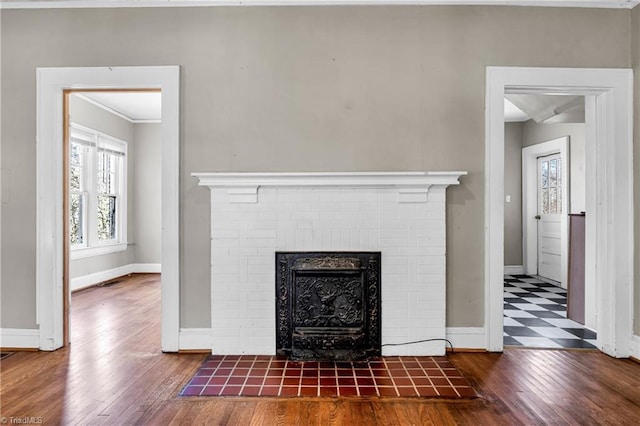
[503,93,594,349]
[486,67,634,358]
[65,89,163,347]
[36,66,180,352]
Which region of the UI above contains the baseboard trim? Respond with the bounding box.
[631,334,640,360]
[179,328,212,352]
[0,328,39,349]
[446,327,486,350]
[71,263,161,292]
[132,263,161,273]
[71,264,135,292]
[504,265,524,275]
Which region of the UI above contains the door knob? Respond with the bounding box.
[535,215,541,220]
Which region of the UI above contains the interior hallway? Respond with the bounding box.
[1,274,639,424]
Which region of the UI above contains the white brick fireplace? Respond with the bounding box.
[192,172,466,356]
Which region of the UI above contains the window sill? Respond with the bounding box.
[70,243,128,260]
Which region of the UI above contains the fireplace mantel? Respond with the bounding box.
[192,171,467,203]
[194,170,466,356]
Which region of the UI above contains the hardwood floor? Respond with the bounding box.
[1,273,639,425]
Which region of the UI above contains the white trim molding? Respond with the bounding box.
[445,327,487,350]
[0,329,40,349]
[70,263,161,292]
[179,328,212,352]
[70,265,134,292]
[631,335,640,361]
[132,263,162,273]
[504,265,524,275]
[192,171,467,203]
[485,67,634,358]
[2,1,638,10]
[36,66,180,352]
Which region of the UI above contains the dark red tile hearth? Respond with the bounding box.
[180,355,479,398]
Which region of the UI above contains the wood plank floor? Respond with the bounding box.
[1,273,639,425]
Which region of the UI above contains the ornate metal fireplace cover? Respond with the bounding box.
[275,252,381,361]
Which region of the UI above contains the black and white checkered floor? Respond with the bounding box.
[504,275,597,349]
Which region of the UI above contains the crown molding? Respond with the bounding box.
[1,0,638,10]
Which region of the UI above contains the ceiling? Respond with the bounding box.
[1,0,638,8]
[74,92,162,123]
[504,94,585,124]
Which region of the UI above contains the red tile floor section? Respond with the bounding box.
[180,355,478,398]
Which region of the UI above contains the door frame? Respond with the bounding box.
[36,66,180,351]
[522,137,570,287]
[486,67,634,357]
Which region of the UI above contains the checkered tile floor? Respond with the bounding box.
[504,275,597,349]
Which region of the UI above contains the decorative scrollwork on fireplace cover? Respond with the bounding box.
[293,276,363,327]
[275,251,381,361]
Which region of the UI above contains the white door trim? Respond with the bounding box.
[36,66,180,351]
[522,137,570,288]
[485,67,633,357]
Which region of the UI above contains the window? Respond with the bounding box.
[69,124,127,258]
[539,155,562,215]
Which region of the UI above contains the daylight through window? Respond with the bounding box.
[69,124,127,254]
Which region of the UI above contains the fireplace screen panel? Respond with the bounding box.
[276,252,381,361]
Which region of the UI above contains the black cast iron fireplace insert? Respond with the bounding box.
[275,252,381,361]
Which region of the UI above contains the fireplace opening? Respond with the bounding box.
[275,252,381,361]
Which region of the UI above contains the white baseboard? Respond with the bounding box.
[71,264,135,292]
[631,334,640,360]
[446,327,487,350]
[0,328,39,349]
[131,263,161,273]
[179,327,487,352]
[179,328,212,351]
[71,263,161,292]
[504,265,524,275]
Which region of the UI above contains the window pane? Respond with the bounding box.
[70,166,81,191]
[541,161,549,188]
[557,158,562,187]
[542,188,549,214]
[550,187,557,214]
[70,193,84,245]
[558,185,562,214]
[97,152,118,194]
[70,143,82,167]
[97,195,117,240]
[550,159,557,188]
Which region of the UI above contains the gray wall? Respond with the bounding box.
[633,5,639,336]
[504,122,523,266]
[0,6,633,330]
[522,121,586,214]
[69,95,136,279]
[132,123,162,264]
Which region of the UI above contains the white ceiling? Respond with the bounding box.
[504,94,585,124]
[1,0,638,8]
[75,92,162,123]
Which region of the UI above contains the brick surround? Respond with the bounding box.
[193,172,466,356]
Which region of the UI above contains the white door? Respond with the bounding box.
[537,154,562,282]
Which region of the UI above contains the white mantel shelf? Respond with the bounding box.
[192,171,467,203]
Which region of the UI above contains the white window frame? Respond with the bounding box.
[69,123,128,260]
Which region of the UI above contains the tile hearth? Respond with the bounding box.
[180,355,478,398]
